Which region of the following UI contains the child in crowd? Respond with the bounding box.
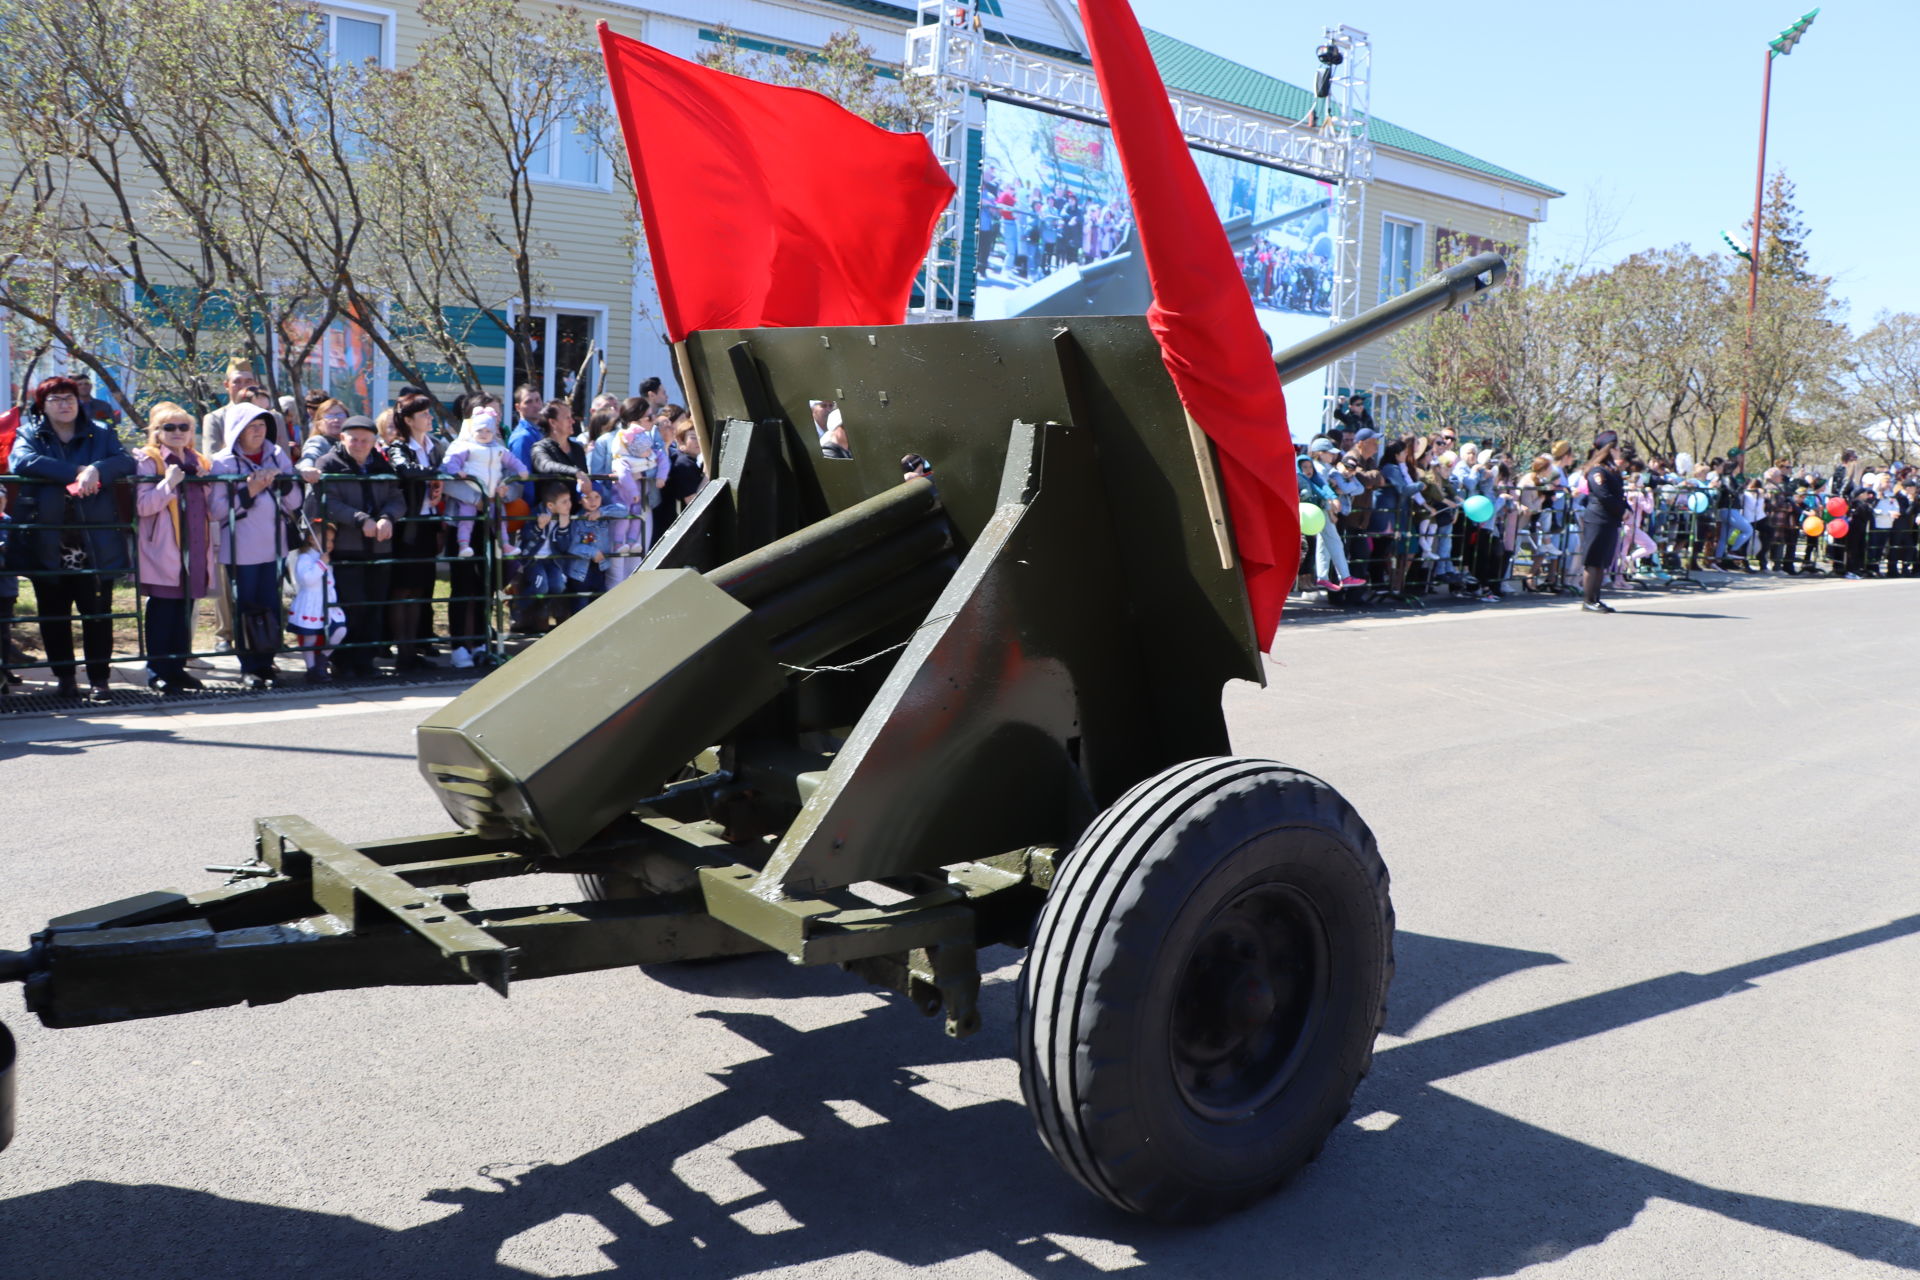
[570,483,629,592]
[286,521,343,684]
[514,481,578,632]
[441,408,530,558]
[608,419,664,558]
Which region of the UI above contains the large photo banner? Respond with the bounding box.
[972,97,1337,435]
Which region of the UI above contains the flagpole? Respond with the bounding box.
[671,339,714,479]
[1183,410,1236,571]
[1736,46,1773,460]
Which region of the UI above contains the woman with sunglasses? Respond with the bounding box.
[7,375,134,700]
[134,403,216,691]
[297,398,351,484]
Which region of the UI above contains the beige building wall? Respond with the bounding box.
[1349,175,1538,417]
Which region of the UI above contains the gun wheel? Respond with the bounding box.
[1018,757,1393,1223]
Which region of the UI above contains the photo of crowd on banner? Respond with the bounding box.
[973,98,1335,324]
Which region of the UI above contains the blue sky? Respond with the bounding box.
[1130,0,1912,331]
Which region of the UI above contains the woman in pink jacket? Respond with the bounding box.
[134,402,215,692]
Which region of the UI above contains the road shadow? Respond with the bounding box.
[4,920,1917,1280]
[1608,610,1738,620]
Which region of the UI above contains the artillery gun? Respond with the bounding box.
[0,255,1505,1221]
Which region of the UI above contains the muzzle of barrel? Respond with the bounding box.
[0,1019,16,1153]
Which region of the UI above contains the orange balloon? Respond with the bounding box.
[1827,518,1850,540]
[1802,516,1826,538]
[1826,496,1848,518]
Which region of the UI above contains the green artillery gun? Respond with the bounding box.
[0,255,1505,1221]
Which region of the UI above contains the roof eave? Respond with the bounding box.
[1374,142,1565,199]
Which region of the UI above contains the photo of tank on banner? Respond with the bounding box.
[973,97,1334,349]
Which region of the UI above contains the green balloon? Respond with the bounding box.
[1299,503,1328,537]
[1462,494,1495,524]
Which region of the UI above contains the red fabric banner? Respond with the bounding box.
[1076,0,1302,648]
[598,24,956,342]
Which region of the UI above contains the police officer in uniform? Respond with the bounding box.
[1580,431,1628,614]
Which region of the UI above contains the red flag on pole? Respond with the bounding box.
[598,24,956,342]
[1075,0,1302,648]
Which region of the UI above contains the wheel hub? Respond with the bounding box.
[1169,883,1329,1121]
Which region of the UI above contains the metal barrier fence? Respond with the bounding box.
[1289,480,1913,604]
[0,470,673,701]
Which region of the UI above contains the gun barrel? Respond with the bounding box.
[1272,252,1507,386]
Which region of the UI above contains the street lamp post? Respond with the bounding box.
[1736,8,1818,462]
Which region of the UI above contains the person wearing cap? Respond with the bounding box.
[209,402,302,689]
[1339,427,1386,586]
[304,415,402,678]
[1577,432,1628,614]
[1299,440,1362,592]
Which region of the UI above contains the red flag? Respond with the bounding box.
[598,25,956,342]
[1076,0,1301,647]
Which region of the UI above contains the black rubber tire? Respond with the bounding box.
[574,871,640,902]
[1018,756,1393,1223]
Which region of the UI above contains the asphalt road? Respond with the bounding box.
[1,576,1916,1279]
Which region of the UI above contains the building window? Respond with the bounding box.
[1435,227,1520,277]
[318,6,392,68]
[1379,217,1420,303]
[1370,385,1408,430]
[529,115,606,188]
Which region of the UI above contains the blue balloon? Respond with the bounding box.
[1461,494,1495,524]
[1687,491,1710,515]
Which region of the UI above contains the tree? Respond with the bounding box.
[0,0,379,415]
[1746,169,1815,284]
[400,0,608,393]
[698,26,936,130]
[1735,171,1847,465]
[1851,313,1920,464]
[1386,174,1852,470]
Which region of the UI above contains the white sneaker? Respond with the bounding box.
[457,545,475,558]
[449,646,474,669]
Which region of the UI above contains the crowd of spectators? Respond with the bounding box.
[0,364,707,702]
[976,168,1134,283]
[1294,398,1920,608]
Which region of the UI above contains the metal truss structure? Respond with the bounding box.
[904,5,1373,428]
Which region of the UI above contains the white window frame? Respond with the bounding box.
[526,96,614,193]
[1370,383,1403,429]
[1378,215,1423,304]
[503,300,608,402]
[317,1,397,69]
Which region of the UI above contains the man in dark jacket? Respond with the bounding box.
[1333,394,1376,437]
[1892,479,1920,577]
[305,415,402,677]
[6,377,134,699]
